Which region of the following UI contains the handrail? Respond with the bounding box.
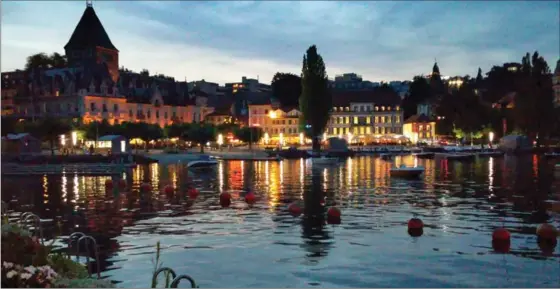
[68,232,86,259]
[152,267,177,288]
[77,235,101,279]
[170,275,198,288]
[21,213,44,244]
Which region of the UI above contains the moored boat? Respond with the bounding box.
[187,155,219,168]
[390,164,425,178]
[309,156,340,166]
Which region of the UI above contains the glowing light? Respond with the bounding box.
[488,132,494,143]
[323,132,327,140]
[268,111,278,119]
[217,134,224,146]
[279,133,284,146]
[60,134,66,146]
[264,132,270,144]
[71,131,77,146]
[299,132,304,145]
[120,140,126,153]
[347,132,353,144]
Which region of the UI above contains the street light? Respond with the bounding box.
[217,133,224,146]
[488,132,494,143]
[299,132,304,145]
[60,134,66,146]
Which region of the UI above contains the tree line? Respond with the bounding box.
[3,118,264,154]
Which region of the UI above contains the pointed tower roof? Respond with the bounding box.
[64,3,118,51]
[432,62,440,75]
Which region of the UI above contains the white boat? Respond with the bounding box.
[187,155,218,168]
[390,165,425,178]
[309,156,339,165]
[544,152,560,158]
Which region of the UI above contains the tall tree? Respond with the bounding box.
[271,73,302,107]
[24,118,72,156]
[514,51,555,146]
[401,76,431,119]
[299,45,331,152]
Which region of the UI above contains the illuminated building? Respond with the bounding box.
[328,90,404,143]
[403,114,436,144]
[3,2,210,127]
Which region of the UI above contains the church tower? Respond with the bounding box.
[429,61,444,96]
[64,1,119,82]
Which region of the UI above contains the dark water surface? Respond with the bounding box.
[2,155,560,288]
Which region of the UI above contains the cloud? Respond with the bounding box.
[1,1,558,84]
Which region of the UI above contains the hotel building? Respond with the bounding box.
[2,2,210,127]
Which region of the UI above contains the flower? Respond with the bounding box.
[6,270,17,278]
[24,265,37,274]
[3,261,14,269]
[20,272,32,280]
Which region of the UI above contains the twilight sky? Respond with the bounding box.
[1,1,559,85]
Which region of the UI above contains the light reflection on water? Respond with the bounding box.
[1,155,560,288]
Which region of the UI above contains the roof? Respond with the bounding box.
[331,90,401,107]
[404,114,433,124]
[98,135,125,141]
[64,6,118,51]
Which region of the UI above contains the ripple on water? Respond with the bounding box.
[1,156,559,287]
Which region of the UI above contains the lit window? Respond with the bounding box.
[375,106,379,111]
[366,117,371,124]
[381,106,385,111]
[396,106,400,111]
[353,117,358,124]
[345,117,349,124]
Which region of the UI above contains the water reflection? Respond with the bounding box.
[1,155,559,287]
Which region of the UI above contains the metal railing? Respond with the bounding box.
[152,267,198,288]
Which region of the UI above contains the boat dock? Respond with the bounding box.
[1,163,135,176]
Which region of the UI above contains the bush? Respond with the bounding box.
[48,254,89,279]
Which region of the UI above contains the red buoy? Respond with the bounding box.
[327,207,341,218]
[118,179,127,190]
[140,183,152,192]
[105,179,114,190]
[408,218,424,230]
[536,223,558,240]
[188,188,199,199]
[492,228,511,242]
[327,207,341,224]
[288,203,302,217]
[245,192,256,205]
[220,192,231,208]
[164,185,174,195]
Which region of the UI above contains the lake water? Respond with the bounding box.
[2,155,560,288]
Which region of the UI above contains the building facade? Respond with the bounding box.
[2,3,209,127]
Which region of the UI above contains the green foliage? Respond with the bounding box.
[271,72,302,107]
[234,127,263,149]
[164,123,187,139]
[184,123,216,153]
[299,45,331,152]
[25,52,67,71]
[48,254,88,279]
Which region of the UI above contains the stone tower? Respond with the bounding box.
[64,1,119,82]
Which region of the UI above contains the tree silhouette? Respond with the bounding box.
[299,45,331,152]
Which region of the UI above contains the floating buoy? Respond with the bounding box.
[188,188,199,199]
[491,228,511,253]
[407,218,424,237]
[327,207,341,224]
[492,228,510,242]
[408,218,424,230]
[164,185,174,195]
[536,223,558,240]
[245,192,256,205]
[220,192,231,208]
[105,179,113,190]
[140,183,152,192]
[536,223,558,251]
[288,203,302,217]
[118,179,127,190]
